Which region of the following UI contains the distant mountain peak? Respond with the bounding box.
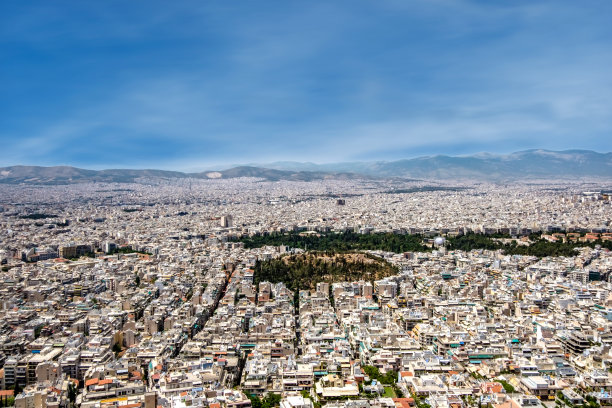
[1,149,610,184]
[257,149,611,181]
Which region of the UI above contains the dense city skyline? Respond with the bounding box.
[1,176,612,407]
[2,3,612,406]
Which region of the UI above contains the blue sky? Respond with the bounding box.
[1,0,611,170]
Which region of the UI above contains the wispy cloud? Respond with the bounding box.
[1,0,611,169]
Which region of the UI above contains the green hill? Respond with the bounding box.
[253,251,399,292]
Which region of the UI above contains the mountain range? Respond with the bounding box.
[261,149,612,180]
[1,150,610,184]
[0,165,359,184]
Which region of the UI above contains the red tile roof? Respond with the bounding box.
[85,378,99,386]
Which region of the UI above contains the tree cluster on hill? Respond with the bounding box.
[253,252,399,292]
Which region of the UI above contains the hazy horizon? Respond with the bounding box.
[1,148,611,175]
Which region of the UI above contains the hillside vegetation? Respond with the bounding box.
[253,252,399,292]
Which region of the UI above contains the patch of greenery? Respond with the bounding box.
[69,252,95,261]
[300,390,321,408]
[448,233,612,257]
[584,394,601,408]
[20,213,57,220]
[447,234,500,251]
[233,231,429,253]
[497,379,515,393]
[107,247,151,256]
[235,231,612,258]
[2,396,15,406]
[253,252,399,292]
[383,186,470,194]
[122,208,140,213]
[470,372,485,380]
[68,382,77,406]
[362,365,397,385]
[411,392,431,408]
[248,393,281,408]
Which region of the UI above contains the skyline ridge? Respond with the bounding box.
[2,149,611,184]
[2,148,610,172]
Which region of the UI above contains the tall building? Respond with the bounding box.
[220,215,233,228]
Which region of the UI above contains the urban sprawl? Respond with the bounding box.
[0,177,611,408]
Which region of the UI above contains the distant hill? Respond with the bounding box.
[0,165,363,185]
[253,252,399,292]
[201,166,361,181]
[0,165,189,184]
[262,150,612,181]
[1,150,610,184]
